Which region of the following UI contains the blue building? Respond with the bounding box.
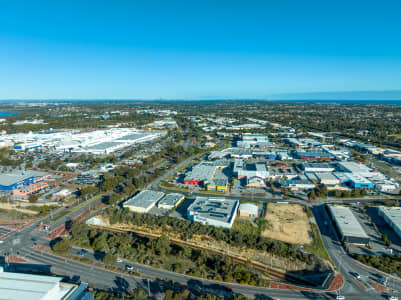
[0,170,47,191]
[346,174,375,189]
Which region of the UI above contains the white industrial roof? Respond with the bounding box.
[329,205,369,239]
[338,162,371,174]
[0,268,71,300]
[124,190,165,209]
[0,170,47,187]
[158,193,184,207]
[378,206,401,234]
[239,203,258,214]
[188,197,238,224]
[314,172,339,181]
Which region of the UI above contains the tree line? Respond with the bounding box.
[54,221,270,287]
[103,207,324,267]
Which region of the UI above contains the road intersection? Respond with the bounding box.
[1,165,401,299]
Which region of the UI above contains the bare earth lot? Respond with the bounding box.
[262,203,312,244]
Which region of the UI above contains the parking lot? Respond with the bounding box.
[366,206,401,253]
[348,206,401,256]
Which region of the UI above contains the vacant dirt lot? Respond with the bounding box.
[262,203,312,244]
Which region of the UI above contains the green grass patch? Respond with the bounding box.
[304,223,331,261]
[49,194,102,223]
[232,218,260,236]
[159,182,191,192]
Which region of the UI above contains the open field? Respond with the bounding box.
[262,203,312,245]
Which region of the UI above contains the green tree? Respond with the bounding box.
[52,238,72,254]
[103,253,116,265]
[28,194,39,203]
[307,190,316,200]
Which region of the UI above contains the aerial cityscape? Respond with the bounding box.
[1,1,401,300]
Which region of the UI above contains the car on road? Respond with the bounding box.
[78,249,88,256]
[224,286,232,292]
[117,258,123,263]
[0,240,4,244]
[388,296,398,300]
[377,277,387,286]
[336,296,345,300]
[351,272,361,279]
[126,265,134,271]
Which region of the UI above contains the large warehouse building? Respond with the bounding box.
[187,197,239,228]
[0,170,48,191]
[123,190,165,213]
[328,205,370,245]
[378,206,401,239]
[0,267,92,300]
[157,193,184,210]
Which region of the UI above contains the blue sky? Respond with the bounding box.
[0,0,400,100]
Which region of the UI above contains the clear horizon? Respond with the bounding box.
[1,1,400,100]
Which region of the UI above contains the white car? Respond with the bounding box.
[117,258,123,263]
[0,240,4,244]
[336,296,345,300]
[388,296,398,300]
[126,265,134,271]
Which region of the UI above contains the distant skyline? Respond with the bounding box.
[1,1,400,100]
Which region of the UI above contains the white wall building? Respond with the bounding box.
[378,206,401,239]
[187,197,239,228]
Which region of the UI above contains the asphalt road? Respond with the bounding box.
[313,204,401,299]
[1,181,401,298]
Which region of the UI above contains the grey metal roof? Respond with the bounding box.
[184,160,229,182]
[124,190,165,209]
[211,168,229,186]
[314,172,339,181]
[86,142,122,150]
[117,133,148,140]
[0,170,47,187]
[329,205,369,239]
[188,197,238,224]
[337,162,371,174]
[0,269,69,300]
[158,193,184,207]
[378,206,401,236]
[302,162,336,169]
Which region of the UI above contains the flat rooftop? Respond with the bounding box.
[314,172,339,181]
[338,161,371,173]
[117,133,149,140]
[0,170,47,187]
[0,269,72,300]
[158,193,184,207]
[188,197,238,224]
[302,162,336,169]
[378,206,401,234]
[86,142,122,150]
[124,190,165,209]
[245,162,268,172]
[329,205,369,239]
